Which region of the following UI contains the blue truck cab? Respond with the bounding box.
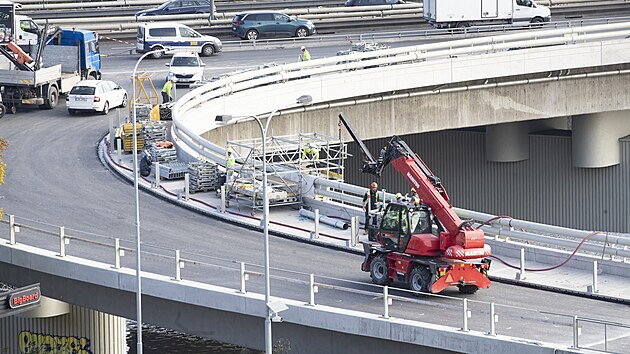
[48,29,101,79]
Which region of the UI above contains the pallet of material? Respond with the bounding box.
[159,162,188,180]
[149,141,177,163]
[188,160,218,193]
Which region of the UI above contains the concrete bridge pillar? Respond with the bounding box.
[0,298,126,353]
[485,121,530,162]
[572,111,630,168]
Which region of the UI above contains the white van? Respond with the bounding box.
[136,22,222,59]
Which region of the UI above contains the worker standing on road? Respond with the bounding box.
[299,46,311,62]
[161,79,173,104]
[362,181,379,235]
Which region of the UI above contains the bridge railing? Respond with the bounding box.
[2,213,624,348]
[171,22,630,166]
[18,0,630,35]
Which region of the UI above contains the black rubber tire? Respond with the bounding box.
[295,26,309,38]
[8,104,16,114]
[151,47,164,59]
[531,17,544,23]
[44,85,58,109]
[370,254,392,286]
[88,72,98,80]
[408,266,432,293]
[68,109,76,115]
[0,104,5,119]
[201,44,215,56]
[246,29,258,41]
[456,22,470,28]
[458,285,479,294]
[101,102,109,115]
[120,94,128,108]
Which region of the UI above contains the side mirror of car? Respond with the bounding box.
[201,62,206,67]
[165,63,170,67]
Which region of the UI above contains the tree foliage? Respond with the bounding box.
[0,137,6,220]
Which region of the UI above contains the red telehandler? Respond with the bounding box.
[339,113,491,294]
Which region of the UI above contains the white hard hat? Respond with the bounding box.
[301,46,306,50]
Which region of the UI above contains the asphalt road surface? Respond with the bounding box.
[0,41,629,351]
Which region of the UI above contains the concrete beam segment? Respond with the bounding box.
[486,122,531,162]
[572,110,630,168]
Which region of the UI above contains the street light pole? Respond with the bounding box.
[215,95,313,354]
[131,48,168,354]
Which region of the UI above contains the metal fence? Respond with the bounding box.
[1,213,629,350]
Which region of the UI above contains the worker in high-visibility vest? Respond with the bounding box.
[299,46,311,62]
[161,79,173,104]
[362,181,379,235]
[226,147,235,182]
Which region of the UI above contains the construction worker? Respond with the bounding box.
[362,181,379,235]
[302,143,319,161]
[161,79,173,104]
[226,147,235,182]
[395,193,403,203]
[299,46,311,62]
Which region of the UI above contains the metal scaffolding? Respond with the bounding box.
[225,132,348,214]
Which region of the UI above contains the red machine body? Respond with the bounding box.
[340,113,491,294]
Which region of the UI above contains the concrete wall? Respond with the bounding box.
[343,130,630,233]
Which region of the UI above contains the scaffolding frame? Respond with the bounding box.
[130,71,159,114]
[225,132,347,214]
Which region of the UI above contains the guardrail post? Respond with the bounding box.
[184,173,190,201]
[239,262,247,293]
[311,209,319,240]
[488,302,497,336]
[308,274,318,306]
[461,298,470,332]
[350,216,358,247]
[220,185,226,213]
[588,260,598,293]
[115,238,121,269]
[116,138,122,163]
[381,285,390,319]
[573,316,579,348]
[154,161,160,189]
[516,248,526,280]
[9,214,15,245]
[59,226,65,257]
[175,250,181,281]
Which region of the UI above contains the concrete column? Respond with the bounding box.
[572,111,630,168]
[485,122,530,162]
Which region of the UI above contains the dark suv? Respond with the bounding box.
[345,0,405,5]
[231,11,316,40]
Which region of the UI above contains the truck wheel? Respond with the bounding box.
[370,254,392,286]
[44,85,59,109]
[0,104,5,119]
[88,72,98,80]
[458,285,479,294]
[7,104,16,114]
[408,266,431,293]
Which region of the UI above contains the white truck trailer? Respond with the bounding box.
[423,0,551,28]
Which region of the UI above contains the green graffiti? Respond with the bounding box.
[18,331,92,354]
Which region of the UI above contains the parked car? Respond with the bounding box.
[166,51,205,84]
[136,22,222,58]
[231,11,316,41]
[135,0,212,17]
[66,80,128,115]
[345,0,405,5]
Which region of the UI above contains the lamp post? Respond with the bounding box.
[216,94,313,354]
[131,48,170,354]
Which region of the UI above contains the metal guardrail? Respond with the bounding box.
[1,213,627,349]
[18,0,630,36]
[169,23,630,258]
